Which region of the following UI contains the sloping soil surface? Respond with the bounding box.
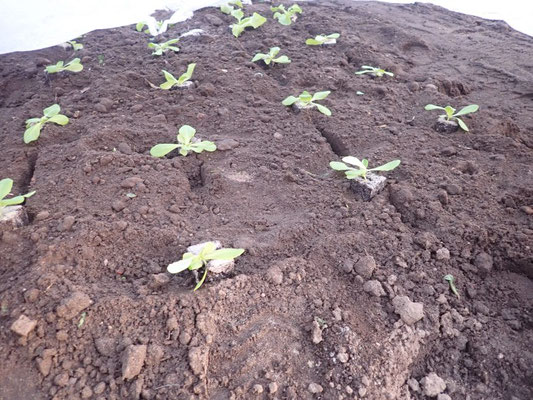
[1,1,532,399]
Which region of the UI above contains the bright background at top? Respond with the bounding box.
[0,0,531,54]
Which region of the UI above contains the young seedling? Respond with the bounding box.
[355,65,394,77]
[167,242,245,290]
[282,90,331,116]
[160,63,196,90]
[24,104,69,144]
[424,104,479,132]
[67,40,83,51]
[305,33,340,46]
[0,178,35,216]
[251,47,290,65]
[271,4,302,25]
[330,157,401,180]
[231,11,267,37]
[45,58,83,74]
[148,38,180,56]
[444,274,460,298]
[150,125,216,157]
[221,0,243,15]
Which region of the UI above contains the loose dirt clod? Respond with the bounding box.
[420,372,446,397]
[392,296,424,325]
[121,345,147,380]
[10,314,37,337]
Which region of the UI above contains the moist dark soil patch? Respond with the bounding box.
[1,1,532,399]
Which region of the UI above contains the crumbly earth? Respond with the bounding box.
[1,1,532,399]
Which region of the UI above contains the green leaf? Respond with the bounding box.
[370,159,401,172]
[232,9,244,21]
[48,114,69,125]
[273,55,290,64]
[167,258,193,274]
[177,63,196,85]
[454,104,479,117]
[299,91,312,102]
[362,159,368,167]
[342,156,366,170]
[195,141,217,152]
[232,24,245,38]
[0,178,13,200]
[2,195,25,206]
[315,104,331,116]
[252,53,265,62]
[290,5,303,13]
[249,13,267,28]
[306,38,322,45]
[345,170,364,179]
[148,43,157,48]
[282,96,298,106]
[25,118,41,127]
[150,143,180,157]
[328,33,340,38]
[443,106,455,119]
[221,4,232,14]
[136,22,145,31]
[43,104,60,118]
[205,248,245,261]
[193,268,209,291]
[270,47,280,56]
[278,14,291,25]
[456,118,469,131]
[312,91,330,101]
[24,123,42,144]
[160,81,175,90]
[178,125,196,144]
[329,161,349,171]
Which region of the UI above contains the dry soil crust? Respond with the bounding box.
[0,1,532,400]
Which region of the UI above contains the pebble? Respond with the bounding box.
[60,215,76,231]
[93,382,106,395]
[341,260,353,273]
[437,394,452,400]
[392,296,424,325]
[204,14,224,26]
[10,314,37,337]
[308,383,323,393]
[363,280,386,297]
[199,82,216,96]
[95,337,116,356]
[117,142,132,155]
[95,103,107,113]
[130,104,143,112]
[268,382,278,394]
[407,378,420,392]
[122,345,147,380]
[436,248,450,261]
[120,177,143,189]
[311,320,323,344]
[81,386,93,399]
[56,291,92,319]
[358,387,367,397]
[420,372,446,397]
[149,273,170,289]
[166,317,179,331]
[54,372,69,387]
[112,200,127,212]
[266,265,283,285]
[337,352,349,363]
[216,138,240,151]
[24,288,40,303]
[521,205,533,215]
[35,211,50,221]
[355,256,376,279]
[188,346,209,377]
[252,384,263,394]
[445,184,462,195]
[273,132,283,139]
[35,57,52,66]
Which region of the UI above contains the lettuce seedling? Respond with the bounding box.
[355,65,393,77]
[330,157,400,180]
[305,33,340,46]
[168,242,244,290]
[444,274,460,298]
[231,12,267,37]
[221,0,243,14]
[282,90,331,116]
[271,4,302,25]
[0,178,35,216]
[45,58,83,74]
[252,47,290,65]
[424,104,479,132]
[24,104,69,144]
[67,40,83,51]
[148,38,180,56]
[150,125,216,157]
[160,63,196,90]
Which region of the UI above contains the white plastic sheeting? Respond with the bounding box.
[0,0,531,54]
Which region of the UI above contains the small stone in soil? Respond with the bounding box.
[363,280,386,297]
[0,205,28,227]
[122,344,147,380]
[311,320,323,344]
[308,382,323,393]
[420,372,446,397]
[350,172,387,201]
[355,255,376,278]
[434,117,459,133]
[392,295,424,325]
[10,314,37,337]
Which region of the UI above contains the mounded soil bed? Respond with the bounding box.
[1,1,532,399]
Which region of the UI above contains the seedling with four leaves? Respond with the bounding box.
[150,125,216,157]
[282,90,332,116]
[330,157,401,180]
[159,63,196,89]
[24,104,69,144]
[355,65,394,77]
[167,242,245,290]
[231,11,267,37]
[271,4,302,25]
[148,38,180,56]
[252,47,290,65]
[0,178,35,216]
[45,58,83,74]
[306,33,340,46]
[424,104,479,132]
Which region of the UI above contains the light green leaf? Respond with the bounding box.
[193,268,209,291]
[43,104,60,118]
[315,104,331,116]
[342,156,366,170]
[290,5,303,13]
[177,63,196,85]
[456,118,469,131]
[278,14,291,25]
[232,9,244,21]
[0,178,13,200]
[167,258,193,274]
[282,96,298,106]
[178,125,196,144]
[232,24,245,38]
[306,38,322,45]
[2,195,25,206]
[160,81,175,90]
[424,104,444,111]
[370,159,401,172]
[312,91,330,101]
[48,114,69,125]
[454,104,479,117]
[443,106,455,119]
[299,91,312,102]
[362,159,368,168]
[136,22,145,31]
[328,33,340,39]
[196,141,217,152]
[150,143,180,157]
[65,63,83,72]
[252,53,265,62]
[250,13,267,28]
[25,118,41,127]
[273,55,290,64]
[329,161,349,171]
[220,4,232,14]
[345,170,364,179]
[270,47,280,56]
[205,248,245,261]
[24,123,42,144]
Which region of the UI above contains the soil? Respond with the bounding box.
[1,1,532,399]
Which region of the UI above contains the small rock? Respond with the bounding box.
[407,81,419,92]
[268,382,278,394]
[205,14,224,26]
[436,248,450,261]
[54,372,69,387]
[10,314,37,337]
[445,184,462,195]
[122,345,147,380]
[350,173,387,201]
[60,215,76,231]
[117,142,132,155]
[112,200,127,212]
[392,296,424,325]
[358,387,367,397]
[266,265,283,285]
[341,260,353,273]
[37,356,53,376]
[437,394,452,400]
[337,352,349,363]
[363,280,385,297]
[93,382,106,395]
[311,320,323,344]
[1,205,29,227]
[146,344,164,366]
[474,252,493,275]
[420,372,446,397]
[81,386,93,399]
[95,337,116,356]
[273,132,283,139]
[149,273,170,289]
[199,82,216,97]
[150,114,167,124]
[407,378,420,392]
[24,288,40,303]
[208,259,235,274]
[440,146,457,157]
[308,382,323,394]
[95,103,108,113]
[425,83,438,91]
[521,205,533,215]
[188,346,209,376]
[35,57,52,66]
[56,291,92,319]
[355,256,376,278]
[130,104,143,112]
[253,384,264,394]
[56,330,68,341]
[35,211,50,221]
[120,177,143,189]
[166,317,178,331]
[217,139,240,151]
[100,98,113,109]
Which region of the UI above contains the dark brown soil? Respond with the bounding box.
[1,1,532,399]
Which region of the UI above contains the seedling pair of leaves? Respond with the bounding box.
[220,0,243,15]
[160,63,196,89]
[271,4,302,25]
[137,20,170,36]
[355,65,394,77]
[24,104,69,144]
[306,33,340,46]
[330,157,400,180]
[67,40,83,51]
[0,178,35,216]
[167,242,245,290]
[148,38,180,56]
[444,274,460,298]
[45,58,83,74]
[252,47,290,65]
[150,125,216,157]
[231,10,267,37]
[424,104,479,131]
[282,91,331,116]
